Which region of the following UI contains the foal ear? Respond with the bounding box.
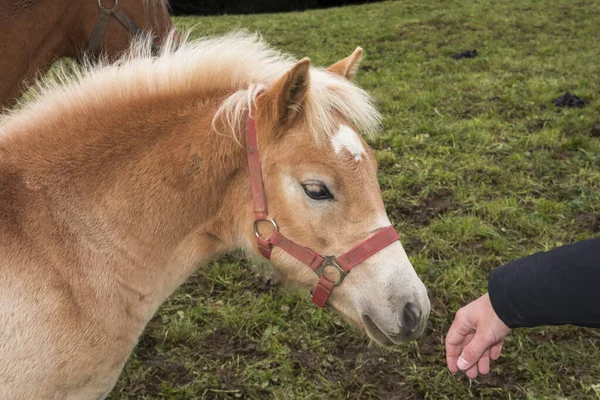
[327,47,363,81]
[265,57,311,130]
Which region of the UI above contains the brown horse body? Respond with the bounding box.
[0,0,174,109]
[0,33,429,398]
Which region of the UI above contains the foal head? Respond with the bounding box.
[248,50,430,345]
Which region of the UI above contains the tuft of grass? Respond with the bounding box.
[36,0,600,398]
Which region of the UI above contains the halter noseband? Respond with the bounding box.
[86,0,159,58]
[245,101,401,307]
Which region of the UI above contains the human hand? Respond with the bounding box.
[445,293,512,379]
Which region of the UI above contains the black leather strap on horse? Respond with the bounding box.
[86,0,158,58]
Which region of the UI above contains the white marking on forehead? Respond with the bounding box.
[331,124,366,161]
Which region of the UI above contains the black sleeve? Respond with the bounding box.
[488,237,600,329]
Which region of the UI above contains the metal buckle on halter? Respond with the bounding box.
[315,256,347,287]
[98,0,118,10]
[253,219,279,238]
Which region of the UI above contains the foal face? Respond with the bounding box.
[255,54,430,345]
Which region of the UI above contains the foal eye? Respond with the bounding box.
[302,182,333,200]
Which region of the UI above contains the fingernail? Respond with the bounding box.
[457,356,469,370]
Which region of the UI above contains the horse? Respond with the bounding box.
[0,0,175,109]
[0,31,430,398]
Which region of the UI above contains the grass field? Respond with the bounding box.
[105,0,600,398]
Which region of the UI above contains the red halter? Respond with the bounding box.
[245,110,400,307]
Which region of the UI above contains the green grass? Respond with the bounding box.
[98,0,600,398]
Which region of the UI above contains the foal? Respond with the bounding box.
[0,33,430,398]
[0,0,174,109]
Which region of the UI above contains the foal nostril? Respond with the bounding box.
[402,302,421,334]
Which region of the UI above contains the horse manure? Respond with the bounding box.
[552,92,586,108]
[451,49,478,59]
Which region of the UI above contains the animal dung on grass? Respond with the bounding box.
[551,92,587,108]
[451,49,478,59]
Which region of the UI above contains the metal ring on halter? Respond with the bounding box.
[98,0,118,10]
[315,256,348,286]
[253,219,279,238]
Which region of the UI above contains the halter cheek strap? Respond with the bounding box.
[87,0,159,58]
[245,109,400,307]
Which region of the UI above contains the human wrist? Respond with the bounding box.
[488,268,522,329]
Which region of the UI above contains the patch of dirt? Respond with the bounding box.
[445,360,524,398]
[289,335,424,399]
[176,271,214,299]
[590,121,600,138]
[129,336,197,394]
[422,189,455,215]
[418,332,441,356]
[132,330,265,396]
[451,49,478,59]
[335,340,368,363]
[200,329,265,360]
[395,190,456,226]
[249,276,277,294]
[404,237,425,257]
[552,92,586,108]
[135,329,166,367]
[290,335,366,373]
[575,212,600,233]
[291,349,320,373]
[203,373,247,400]
[473,372,518,392]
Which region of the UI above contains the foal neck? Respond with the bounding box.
[4,92,256,319]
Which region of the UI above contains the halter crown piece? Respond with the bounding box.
[245,96,401,307]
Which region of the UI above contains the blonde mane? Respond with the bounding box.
[1,31,380,143]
